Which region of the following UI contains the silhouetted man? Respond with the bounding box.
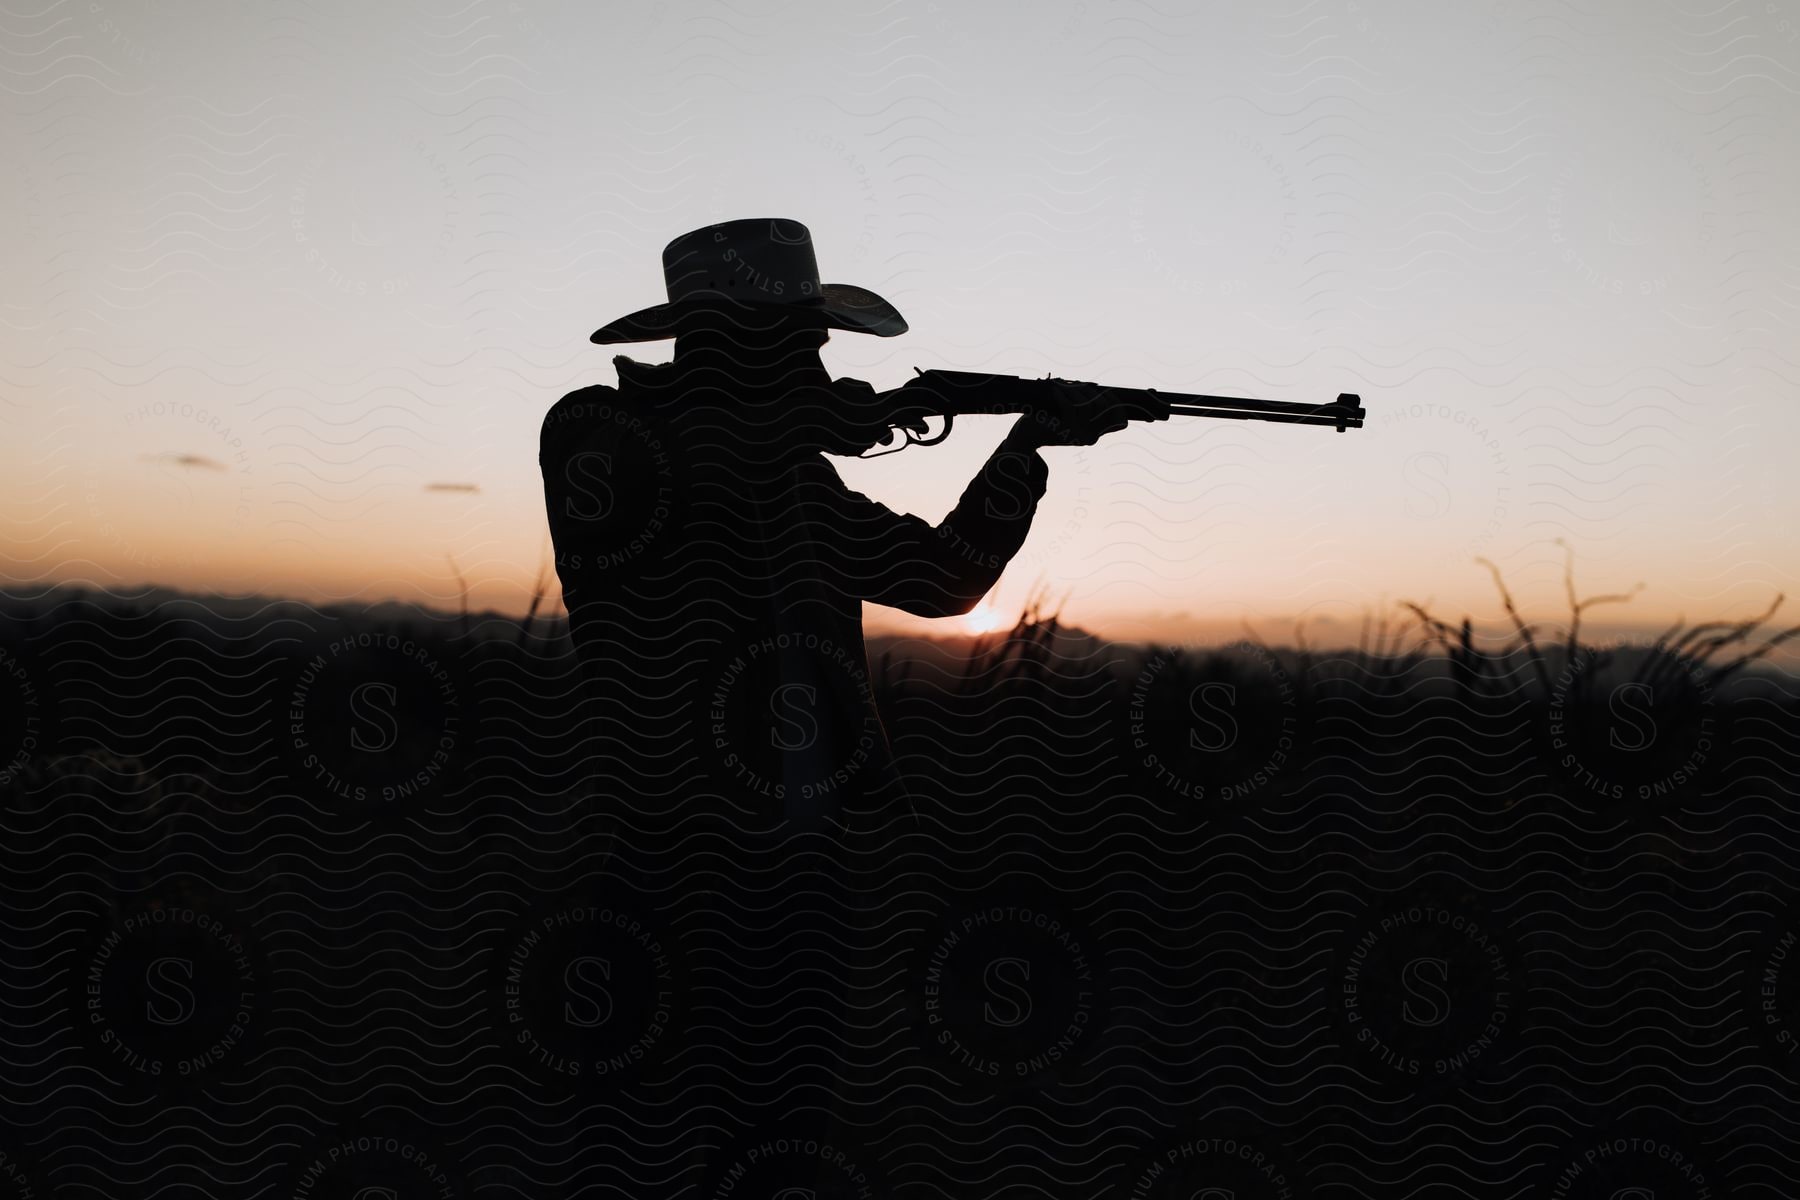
[539,217,1124,831]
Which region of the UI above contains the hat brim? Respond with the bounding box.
[589,283,906,344]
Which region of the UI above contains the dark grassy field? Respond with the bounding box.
[2,577,1798,1197]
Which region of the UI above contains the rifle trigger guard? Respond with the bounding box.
[914,413,953,447]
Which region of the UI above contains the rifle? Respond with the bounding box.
[860,369,1364,457]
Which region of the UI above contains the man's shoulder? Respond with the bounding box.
[540,383,626,436]
[538,385,629,473]
[544,382,621,420]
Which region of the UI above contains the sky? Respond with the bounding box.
[3,0,1798,646]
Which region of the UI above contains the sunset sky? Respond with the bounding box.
[4,0,1797,646]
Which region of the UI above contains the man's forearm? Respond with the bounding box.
[998,413,1054,456]
[913,419,1051,610]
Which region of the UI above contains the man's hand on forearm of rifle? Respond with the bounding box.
[1003,379,1159,449]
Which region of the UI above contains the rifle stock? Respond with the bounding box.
[867,369,1363,454]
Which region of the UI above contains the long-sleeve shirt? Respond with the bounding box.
[538,362,1050,828]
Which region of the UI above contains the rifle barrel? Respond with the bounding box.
[1163,396,1363,429]
[905,369,1364,431]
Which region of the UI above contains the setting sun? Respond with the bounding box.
[963,602,1004,635]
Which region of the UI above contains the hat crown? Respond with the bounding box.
[588,216,906,344]
[661,218,823,307]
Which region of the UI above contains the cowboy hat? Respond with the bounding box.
[588,217,908,344]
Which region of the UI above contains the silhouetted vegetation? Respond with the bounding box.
[3,566,1796,1193]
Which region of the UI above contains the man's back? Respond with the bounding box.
[541,362,904,829]
[540,352,1064,833]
